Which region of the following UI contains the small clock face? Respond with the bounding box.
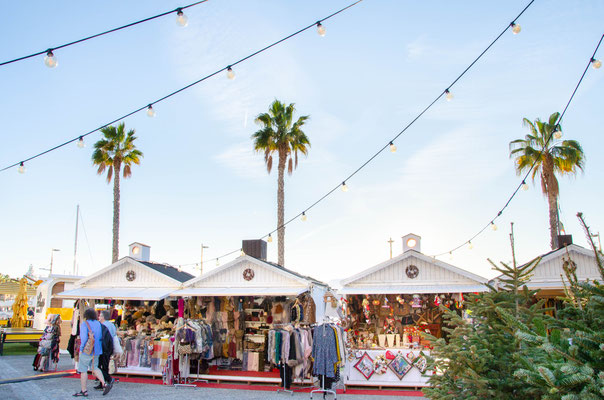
[406,238,417,248]
[243,268,255,281]
[126,270,136,282]
[405,265,419,279]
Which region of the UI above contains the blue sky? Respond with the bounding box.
[1,0,603,283]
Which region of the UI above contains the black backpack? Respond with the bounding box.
[100,324,114,356]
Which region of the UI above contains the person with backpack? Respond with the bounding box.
[96,310,116,390]
[74,308,113,397]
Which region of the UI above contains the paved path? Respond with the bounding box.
[0,355,425,400]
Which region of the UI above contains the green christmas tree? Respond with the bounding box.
[424,223,545,400]
[498,213,604,399]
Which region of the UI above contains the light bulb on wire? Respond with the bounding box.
[591,58,602,69]
[445,89,453,101]
[176,8,188,27]
[521,180,529,191]
[490,221,498,231]
[341,181,349,192]
[226,66,235,80]
[389,142,397,153]
[216,259,219,266]
[449,252,453,261]
[468,241,473,250]
[146,104,156,118]
[267,234,273,243]
[77,137,85,148]
[511,22,521,34]
[553,128,562,140]
[44,50,58,68]
[18,162,25,174]
[301,212,307,221]
[316,22,326,37]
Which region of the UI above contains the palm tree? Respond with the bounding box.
[92,122,143,263]
[509,112,584,250]
[252,100,310,266]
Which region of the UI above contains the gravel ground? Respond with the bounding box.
[0,355,425,400]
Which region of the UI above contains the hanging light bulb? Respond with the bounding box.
[176,8,188,27]
[301,212,307,221]
[226,66,235,80]
[591,58,602,69]
[389,142,397,153]
[267,234,273,243]
[18,162,26,174]
[316,22,326,37]
[491,221,498,231]
[521,180,529,191]
[468,241,473,250]
[341,181,349,192]
[510,22,521,34]
[445,89,453,101]
[449,252,453,260]
[553,128,562,140]
[216,258,220,266]
[240,249,245,256]
[146,104,156,118]
[77,136,85,148]
[44,50,58,68]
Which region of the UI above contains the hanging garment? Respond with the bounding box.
[311,324,339,378]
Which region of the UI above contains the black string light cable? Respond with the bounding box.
[1,0,363,174]
[431,32,604,258]
[0,1,209,68]
[174,0,538,267]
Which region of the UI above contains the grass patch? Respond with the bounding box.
[1,342,38,356]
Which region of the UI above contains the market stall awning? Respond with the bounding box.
[55,287,174,300]
[338,284,488,295]
[171,286,309,297]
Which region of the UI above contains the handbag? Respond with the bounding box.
[178,343,192,355]
[112,335,123,355]
[82,321,95,355]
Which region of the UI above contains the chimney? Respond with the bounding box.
[558,234,573,249]
[402,233,421,253]
[242,240,267,261]
[129,242,150,262]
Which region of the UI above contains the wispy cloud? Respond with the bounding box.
[214,142,267,179]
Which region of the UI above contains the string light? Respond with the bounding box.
[146,104,156,118]
[18,162,25,174]
[267,234,273,243]
[490,221,498,231]
[389,142,397,153]
[317,22,326,37]
[553,128,562,139]
[445,89,454,101]
[449,252,453,260]
[301,212,307,221]
[44,50,57,68]
[511,22,521,34]
[77,137,85,148]
[176,8,188,27]
[341,182,349,192]
[521,180,529,191]
[226,66,235,80]
[468,241,473,250]
[1,1,210,68]
[216,259,219,266]
[240,249,245,256]
[592,58,602,69]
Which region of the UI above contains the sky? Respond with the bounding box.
[1,0,603,284]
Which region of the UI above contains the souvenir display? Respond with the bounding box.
[388,351,412,380]
[353,352,375,380]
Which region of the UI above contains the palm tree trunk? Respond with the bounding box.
[277,150,286,266]
[112,162,121,263]
[543,156,559,250]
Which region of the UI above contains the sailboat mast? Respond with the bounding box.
[73,204,79,275]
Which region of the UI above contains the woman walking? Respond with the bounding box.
[74,308,113,397]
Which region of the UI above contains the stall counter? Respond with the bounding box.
[345,348,433,388]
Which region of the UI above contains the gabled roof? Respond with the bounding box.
[139,261,193,283]
[183,255,327,288]
[77,257,192,287]
[341,249,488,286]
[522,244,594,266]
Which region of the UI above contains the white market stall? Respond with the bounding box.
[170,248,328,383]
[338,234,488,388]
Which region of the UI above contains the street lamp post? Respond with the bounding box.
[50,249,60,276]
[200,244,209,276]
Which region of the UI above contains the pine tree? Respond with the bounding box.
[424,224,545,400]
[10,278,29,328]
[500,213,604,399]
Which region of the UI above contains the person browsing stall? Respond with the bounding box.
[75,308,113,397]
[97,310,117,389]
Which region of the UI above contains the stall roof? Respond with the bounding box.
[172,286,309,297]
[54,287,173,300]
[138,261,194,283]
[340,249,488,294]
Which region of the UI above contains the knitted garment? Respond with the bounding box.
[311,325,339,378]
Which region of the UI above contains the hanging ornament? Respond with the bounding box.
[396,295,404,304]
[434,295,441,306]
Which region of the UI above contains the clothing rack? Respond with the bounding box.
[310,375,336,399]
[276,362,293,396]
